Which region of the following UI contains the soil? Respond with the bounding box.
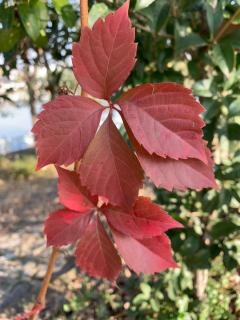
[0,176,73,320]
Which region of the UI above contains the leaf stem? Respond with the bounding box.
[29,248,59,320]
[80,0,89,29]
[29,1,89,319]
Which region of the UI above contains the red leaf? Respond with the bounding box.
[137,145,217,191]
[32,96,103,169]
[112,229,177,274]
[118,83,208,163]
[72,1,136,99]
[103,196,182,239]
[56,166,97,212]
[80,116,143,210]
[44,209,92,246]
[75,216,122,281]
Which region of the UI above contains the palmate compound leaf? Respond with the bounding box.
[56,166,97,212]
[72,1,136,99]
[102,196,182,239]
[75,215,122,281]
[44,209,93,247]
[32,95,103,169]
[136,145,218,191]
[112,229,177,274]
[79,115,143,210]
[118,83,208,163]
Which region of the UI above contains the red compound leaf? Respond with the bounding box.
[44,208,93,246]
[112,229,177,274]
[118,83,208,163]
[56,166,97,212]
[32,95,103,169]
[75,216,122,281]
[136,145,217,191]
[72,1,136,99]
[102,196,182,239]
[79,115,143,210]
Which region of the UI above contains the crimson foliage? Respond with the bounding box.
[33,1,216,280]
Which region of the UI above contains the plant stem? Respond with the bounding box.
[29,248,59,320]
[214,8,240,42]
[80,0,89,29]
[29,1,89,319]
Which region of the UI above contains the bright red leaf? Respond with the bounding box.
[32,96,103,169]
[72,1,136,99]
[75,216,122,281]
[118,83,208,163]
[136,145,217,191]
[103,196,182,239]
[56,166,97,212]
[80,115,143,210]
[112,229,177,274]
[44,209,93,247]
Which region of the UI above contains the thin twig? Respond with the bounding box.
[29,248,59,320]
[214,8,240,42]
[29,1,89,319]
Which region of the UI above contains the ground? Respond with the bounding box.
[0,175,74,319]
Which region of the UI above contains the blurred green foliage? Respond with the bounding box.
[1,0,240,319]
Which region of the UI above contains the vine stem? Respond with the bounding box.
[29,1,89,319]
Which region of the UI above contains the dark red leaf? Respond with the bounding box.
[80,115,143,210]
[75,216,122,281]
[118,83,208,163]
[103,196,182,239]
[32,96,103,169]
[136,145,217,191]
[72,1,136,99]
[112,229,177,274]
[56,166,97,212]
[44,209,92,246]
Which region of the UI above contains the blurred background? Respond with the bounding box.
[0,0,240,319]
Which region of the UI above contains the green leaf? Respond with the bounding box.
[135,0,156,10]
[205,1,223,38]
[220,163,240,180]
[176,33,206,54]
[61,4,77,27]
[53,0,77,27]
[139,0,169,32]
[140,283,151,299]
[193,79,217,97]
[18,0,48,42]
[211,221,240,239]
[180,234,201,256]
[202,193,219,213]
[186,248,211,269]
[229,97,240,117]
[231,188,240,203]
[0,4,14,28]
[0,25,23,52]
[203,99,220,121]
[228,123,240,140]
[212,43,234,77]
[221,30,240,49]
[88,3,109,28]
[223,248,238,270]
[156,3,170,32]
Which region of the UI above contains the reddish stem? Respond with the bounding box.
[29,1,89,319]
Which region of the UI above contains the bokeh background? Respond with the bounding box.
[0,0,240,319]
